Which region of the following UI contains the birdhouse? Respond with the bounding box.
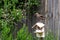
[32,22,45,38]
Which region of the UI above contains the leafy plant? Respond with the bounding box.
[0,0,41,40]
[17,24,33,40]
[0,20,13,40]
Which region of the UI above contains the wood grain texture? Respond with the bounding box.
[45,0,59,40]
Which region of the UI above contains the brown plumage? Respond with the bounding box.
[34,13,45,20]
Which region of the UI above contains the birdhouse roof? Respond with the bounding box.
[35,22,45,28]
[32,22,45,29]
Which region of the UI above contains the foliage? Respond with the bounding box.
[0,0,40,40]
[0,21,33,40]
[17,24,33,40]
[0,20,13,40]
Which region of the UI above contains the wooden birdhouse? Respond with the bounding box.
[32,22,45,38]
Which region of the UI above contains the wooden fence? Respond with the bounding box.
[45,0,60,40]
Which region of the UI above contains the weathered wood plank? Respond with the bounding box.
[58,0,60,40]
[45,0,59,40]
